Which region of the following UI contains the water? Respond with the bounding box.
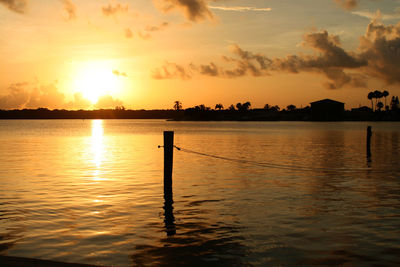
[0,120,399,266]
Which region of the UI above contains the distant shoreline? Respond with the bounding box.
[1,108,399,121]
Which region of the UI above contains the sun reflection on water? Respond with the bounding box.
[91,120,107,181]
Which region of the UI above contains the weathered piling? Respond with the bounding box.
[163,131,175,235]
[163,131,174,191]
[367,126,372,158]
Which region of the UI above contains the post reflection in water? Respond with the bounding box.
[163,183,176,236]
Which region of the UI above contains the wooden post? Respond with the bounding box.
[163,131,175,235]
[367,126,372,158]
[163,131,174,191]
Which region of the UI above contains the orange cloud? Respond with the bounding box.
[0,82,95,110]
[61,0,76,20]
[0,0,28,14]
[102,2,129,16]
[333,0,358,11]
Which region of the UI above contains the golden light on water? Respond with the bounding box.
[91,120,106,181]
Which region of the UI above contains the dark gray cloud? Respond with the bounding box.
[199,62,220,76]
[102,2,129,16]
[216,32,366,88]
[160,0,213,22]
[333,0,358,11]
[0,0,28,14]
[112,70,128,77]
[152,26,380,89]
[359,20,400,84]
[61,0,76,20]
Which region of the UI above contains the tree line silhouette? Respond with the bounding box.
[172,95,400,121]
[366,90,399,112]
[1,94,399,120]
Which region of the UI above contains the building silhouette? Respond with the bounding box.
[310,99,344,121]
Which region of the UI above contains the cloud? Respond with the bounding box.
[94,95,123,109]
[0,82,30,109]
[199,62,220,76]
[102,2,129,16]
[132,22,169,40]
[334,0,358,10]
[145,22,169,32]
[125,28,133,38]
[152,27,373,89]
[112,70,128,77]
[61,0,76,20]
[208,6,272,12]
[0,82,93,110]
[358,20,400,84]
[152,62,192,79]
[25,82,67,109]
[137,31,152,40]
[67,92,92,110]
[0,81,127,110]
[158,0,213,22]
[351,9,400,21]
[0,0,28,14]
[153,20,400,89]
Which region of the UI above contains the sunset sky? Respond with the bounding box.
[1,0,400,110]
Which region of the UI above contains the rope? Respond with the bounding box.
[172,145,392,174]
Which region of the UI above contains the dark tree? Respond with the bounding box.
[373,90,383,111]
[383,90,389,108]
[215,103,224,110]
[243,102,251,111]
[376,101,384,112]
[270,105,280,112]
[286,104,296,111]
[173,101,182,111]
[367,92,374,111]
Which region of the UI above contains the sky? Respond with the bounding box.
[1,0,400,110]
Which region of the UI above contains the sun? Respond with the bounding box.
[73,63,120,104]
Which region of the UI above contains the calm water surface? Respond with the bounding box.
[0,120,399,266]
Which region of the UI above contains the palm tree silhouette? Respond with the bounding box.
[173,101,182,111]
[383,90,389,109]
[373,90,383,111]
[367,92,374,111]
[377,101,384,111]
[243,101,251,110]
[215,103,224,110]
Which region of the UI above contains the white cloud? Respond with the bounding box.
[351,9,400,20]
[208,6,272,12]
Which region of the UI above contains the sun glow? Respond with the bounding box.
[73,63,121,104]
